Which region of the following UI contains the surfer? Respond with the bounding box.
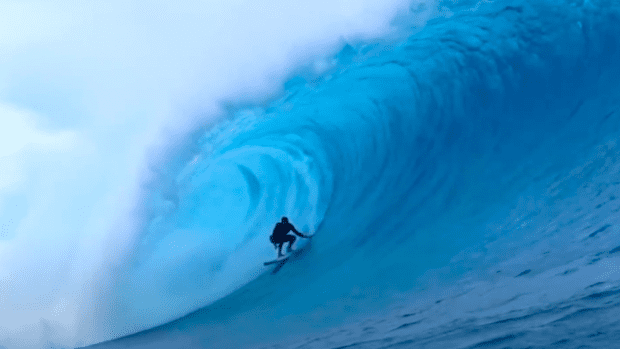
[270,217,310,258]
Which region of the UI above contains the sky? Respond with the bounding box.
[0,0,440,347]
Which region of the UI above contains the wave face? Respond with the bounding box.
[85,0,620,348]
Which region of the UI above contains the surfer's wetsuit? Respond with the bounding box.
[270,217,307,257]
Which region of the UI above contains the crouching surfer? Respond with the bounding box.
[270,217,311,258]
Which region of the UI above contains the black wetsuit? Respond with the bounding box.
[271,222,303,245]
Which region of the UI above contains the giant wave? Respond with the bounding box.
[47,0,620,347]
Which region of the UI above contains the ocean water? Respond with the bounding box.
[2,0,620,348]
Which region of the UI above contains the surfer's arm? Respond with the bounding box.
[290,226,307,238]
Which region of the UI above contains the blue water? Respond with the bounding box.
[75,1,620,348]
[5,0,620,348]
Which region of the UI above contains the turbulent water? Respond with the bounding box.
[3,0,620,348]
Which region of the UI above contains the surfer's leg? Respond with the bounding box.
[285,235,296,252]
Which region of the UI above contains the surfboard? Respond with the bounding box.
[263,234,313,268]
[264,255,290,266]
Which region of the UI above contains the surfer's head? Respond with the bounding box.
[281,217,289,223]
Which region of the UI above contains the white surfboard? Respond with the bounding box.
[263,255,290,266]
[263,234,313,266]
